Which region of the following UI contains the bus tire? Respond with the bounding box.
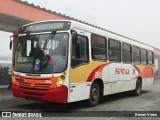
[133,78,142,96]
[86,82,100,107]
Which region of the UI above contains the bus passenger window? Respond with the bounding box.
[108,39,121,62]
[91,34,107,61]
[133,46,141,65]
[122,43,132,63]
[142,49,148,65]
[148,51,154,65]
[71,35,89,68]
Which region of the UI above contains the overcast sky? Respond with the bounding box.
[0,0,160,56]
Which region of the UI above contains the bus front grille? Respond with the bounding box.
[19,82,51,90]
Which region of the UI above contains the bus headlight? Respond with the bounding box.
[12,77,18,85]
[55,75,66,88]
[58,80,63,85]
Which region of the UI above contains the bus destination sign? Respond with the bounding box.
[20,21,71,33]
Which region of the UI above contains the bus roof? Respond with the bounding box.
[22,20,154,51]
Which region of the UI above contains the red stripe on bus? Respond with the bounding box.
[86,63,110,82]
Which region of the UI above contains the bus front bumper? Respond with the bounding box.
[12,83,68,103]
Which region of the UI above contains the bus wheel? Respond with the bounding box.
[87,82,100,107]
[133,78,142,96]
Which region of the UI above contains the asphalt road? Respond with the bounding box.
[0,77,160,119]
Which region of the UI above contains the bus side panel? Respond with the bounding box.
[102,66,117,95]
[69,61,108,102]
[103,63,142,95]
[104,64,154,95]
[133,65,154,87]
[69,62,154,102]
[142,77,154,87]
[69,83,91,102]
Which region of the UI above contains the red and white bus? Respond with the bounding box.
[11,20,155,106]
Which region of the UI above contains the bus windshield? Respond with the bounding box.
[14,33,68,74]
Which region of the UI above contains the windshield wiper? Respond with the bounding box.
[42,31,56,51]
[35,31,56,72]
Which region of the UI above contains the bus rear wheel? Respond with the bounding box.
[87,82,100,107]
[133,78,142,96]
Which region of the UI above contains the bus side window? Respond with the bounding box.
[108,39,121,62]
[133,46,141,65]
[91,34,107,61]
[71,35,89,68]
[148,50,154,65]
[142,49,148,65]
[122,42,132,63]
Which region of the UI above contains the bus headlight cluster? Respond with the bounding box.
[55,74,66,88]
[12,72,16,84]
[12,76,18,85]
[58,80,63,85]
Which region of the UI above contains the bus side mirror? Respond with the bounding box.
[71,30,77,41]
[9,35,18,50]
[9,41,12,50]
